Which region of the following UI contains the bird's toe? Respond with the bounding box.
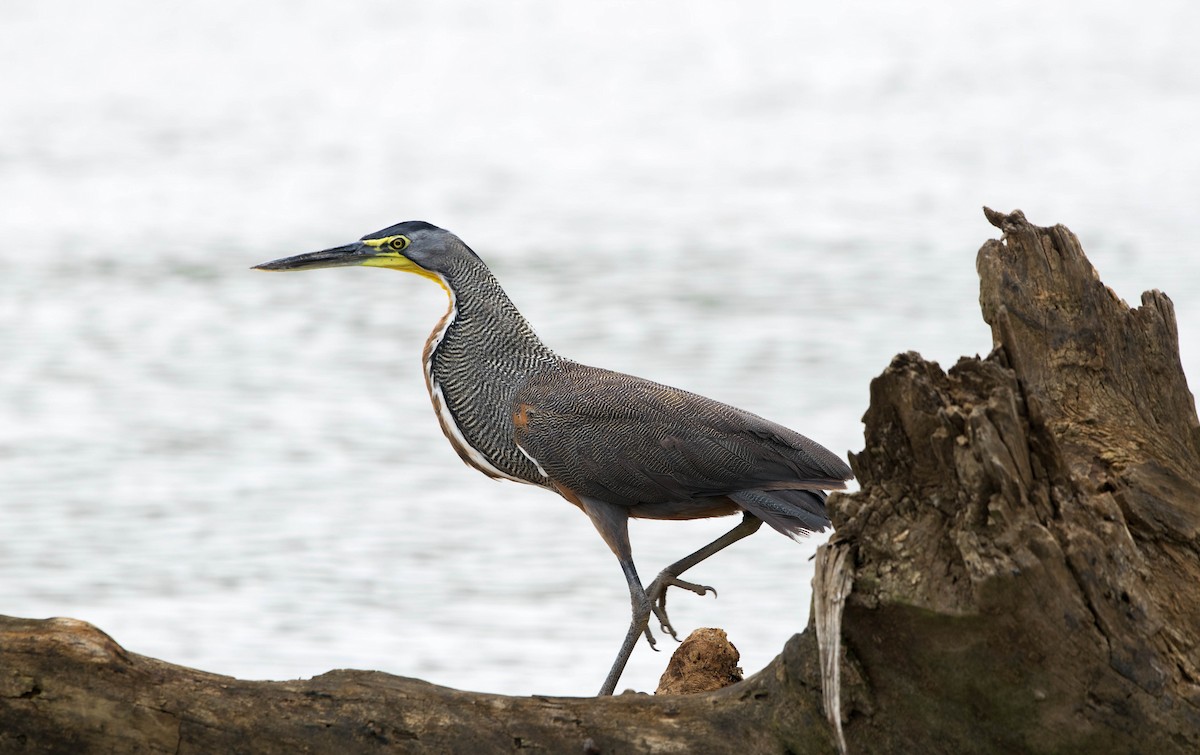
[643,574,722,645]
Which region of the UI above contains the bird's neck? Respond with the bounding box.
[421,260,558,484]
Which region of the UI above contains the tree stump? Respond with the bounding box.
[2,209,1197,754]
[825,208,1200,753]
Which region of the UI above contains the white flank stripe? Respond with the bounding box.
[515,443,549,478]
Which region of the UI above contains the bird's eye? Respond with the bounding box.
[389,236,410,252]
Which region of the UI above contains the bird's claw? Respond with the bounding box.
[640,574,719,648]
[661,577,717,599]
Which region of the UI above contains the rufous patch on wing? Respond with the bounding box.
[513,403,536,430]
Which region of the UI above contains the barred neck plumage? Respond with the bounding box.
[420,247,560,485]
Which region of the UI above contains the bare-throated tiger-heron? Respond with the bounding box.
[255,221,852,696]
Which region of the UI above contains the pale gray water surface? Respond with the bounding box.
[2,0,1198,695]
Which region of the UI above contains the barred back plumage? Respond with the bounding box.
[510,360,849,538]
[423,245,852,518]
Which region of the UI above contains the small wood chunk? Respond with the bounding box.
[655,628,743,695]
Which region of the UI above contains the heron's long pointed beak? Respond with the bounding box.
[253,241,373,271]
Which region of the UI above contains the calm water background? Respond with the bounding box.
[2,1,1197,696]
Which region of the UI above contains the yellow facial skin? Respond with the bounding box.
[361,235,451,294]
[361,235,411,264]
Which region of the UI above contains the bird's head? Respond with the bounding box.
[253,221,467,284]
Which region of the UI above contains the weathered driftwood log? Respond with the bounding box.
[2,209,1197,754]
[0,616,828,753]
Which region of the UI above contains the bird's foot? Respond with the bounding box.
[642,573,718,646]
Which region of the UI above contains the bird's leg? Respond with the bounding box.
[597,555,653,696]
[644,512,764,643]
[576,495,653,696]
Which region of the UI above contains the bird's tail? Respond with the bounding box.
[729,489,831,540]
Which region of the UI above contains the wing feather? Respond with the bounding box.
[513,361,851,509]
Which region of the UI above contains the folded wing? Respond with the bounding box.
[513,361,852,536]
